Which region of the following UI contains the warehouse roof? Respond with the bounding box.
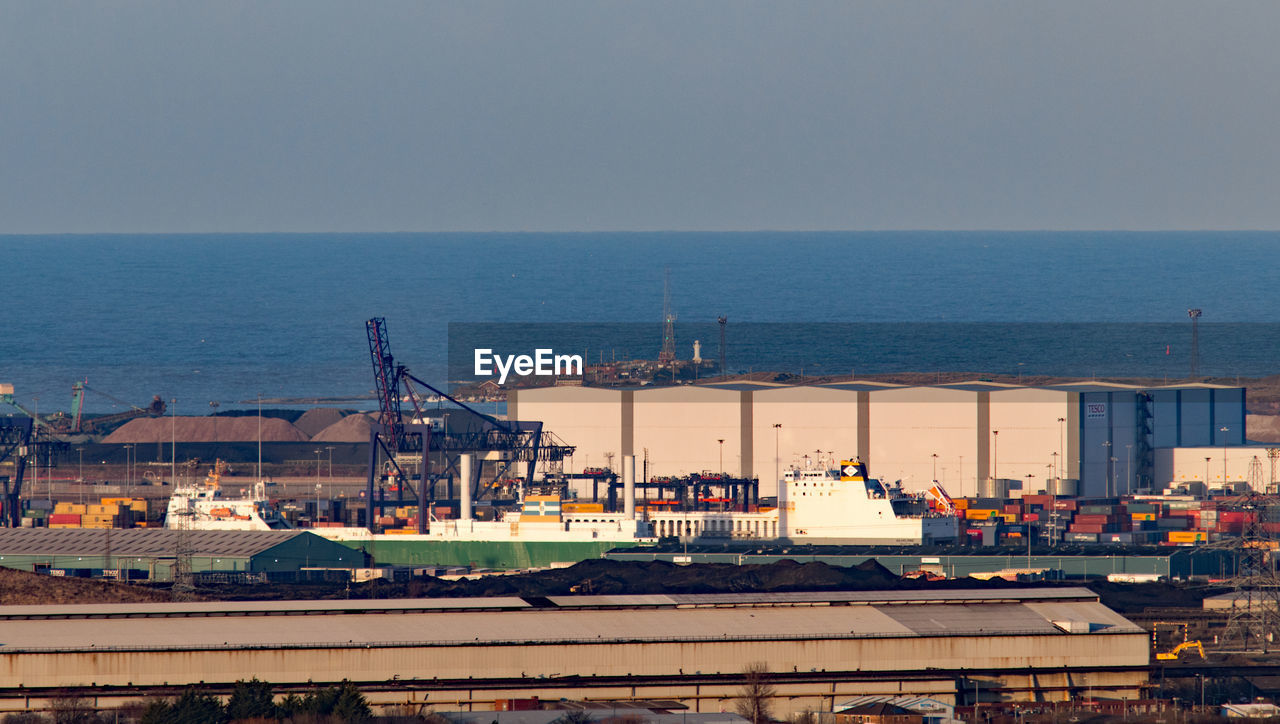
[0,528,329,558]
[0,587,1141,652]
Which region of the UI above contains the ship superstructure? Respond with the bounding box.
[165,461,292,531]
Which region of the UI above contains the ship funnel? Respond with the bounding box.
[623,455,636,520]
[460,453,474,521]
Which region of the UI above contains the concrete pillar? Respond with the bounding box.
[460,454,474,521]
[623,455,636,520]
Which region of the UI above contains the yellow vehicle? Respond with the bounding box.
[1152,621,1207,661]
[1156,640,1206,661]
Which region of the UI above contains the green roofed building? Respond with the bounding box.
[0,529,366,581]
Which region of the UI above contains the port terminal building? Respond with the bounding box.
[0,588,1148,716]
[510,381,1247,498]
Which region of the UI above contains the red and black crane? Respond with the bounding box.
[363,318,574,533]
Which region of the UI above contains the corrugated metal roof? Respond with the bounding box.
[694,382,788,391]
[0,597,532,620]
[817,381,905,391]
[545,588,1099,608]
[932,381,1024,391]
[0,528,317,558]
[879,602,1061,636]
[0,587,1142,651]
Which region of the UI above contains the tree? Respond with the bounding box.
[50,697,98,724]
[138,699,173,724]
[735,662,776,724]
[331,681,371,723]
[226,678,278,721]
[167,691,226,724]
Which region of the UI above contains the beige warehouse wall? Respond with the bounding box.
[1160,446,1274,490]
[870,387,980,495]
[750,386,861,497]
[989,388,1073,495]
[512,387,624,475]
[633,386,742,477]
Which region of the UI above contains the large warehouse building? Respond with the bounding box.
[0,588,1148,715]
[0,529,365,580]
[509,381,1247,498]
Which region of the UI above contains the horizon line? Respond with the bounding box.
[2,228,1280,237]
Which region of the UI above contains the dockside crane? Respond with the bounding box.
[70,381,166,434]
[363,318,575,533]
[0,416,33,528]
[0,384,69,527]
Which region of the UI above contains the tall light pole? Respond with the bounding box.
[257,393,263,481]
[1102,441,1112,497]
[717,439,725,474]
[1221,426,1230,484]
[77,447,84,504]
[1125,444,1133,496]
[1057,417,1066,482]
[772,424,781,490]
[170,398,177,485]
[932,453,938,482]
[326,446,334,484]
[315,449,323,520]
[209,401,220,456]
[124,444,133,496]
[991,430,999,492]
[31,396,38,500]
[1205,457,1211,487]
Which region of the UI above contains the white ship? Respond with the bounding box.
[646,458,960,545]
[165,461,293,531]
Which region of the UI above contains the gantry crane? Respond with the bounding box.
[363,318,575,533]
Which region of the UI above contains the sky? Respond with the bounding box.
[2,1,1278,233]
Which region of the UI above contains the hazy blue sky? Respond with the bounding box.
[2,1,1278,233]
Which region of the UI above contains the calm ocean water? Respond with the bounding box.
[3,231,1280,414]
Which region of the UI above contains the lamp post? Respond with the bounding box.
[717,439,725,475]
[1102,441,1112,497]
[1057,417,1066,481]
[123,444,133,496]
[326,446,334,485]
[1025,474,1034,565]
[773,424,781,490]
[31,396,38,501]
[257,393,263,481]
[170,398,177,485]
[314,448,323,520]
[1221,426,1230,484]
[1125,444,1132,496]
[932,453,938,482]
[1205,457,1211,487]
[991,430,999,492]
[209,401,220,456]
[77,447,84,504]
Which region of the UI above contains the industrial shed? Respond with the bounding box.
[0,529,364,580]
[0,588,1149,715]
[510,381,1246,498]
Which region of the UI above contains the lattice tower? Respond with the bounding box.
[1214,492,1280,651]
[659,268,676,364]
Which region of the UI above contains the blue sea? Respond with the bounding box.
[3,231,1280,415]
